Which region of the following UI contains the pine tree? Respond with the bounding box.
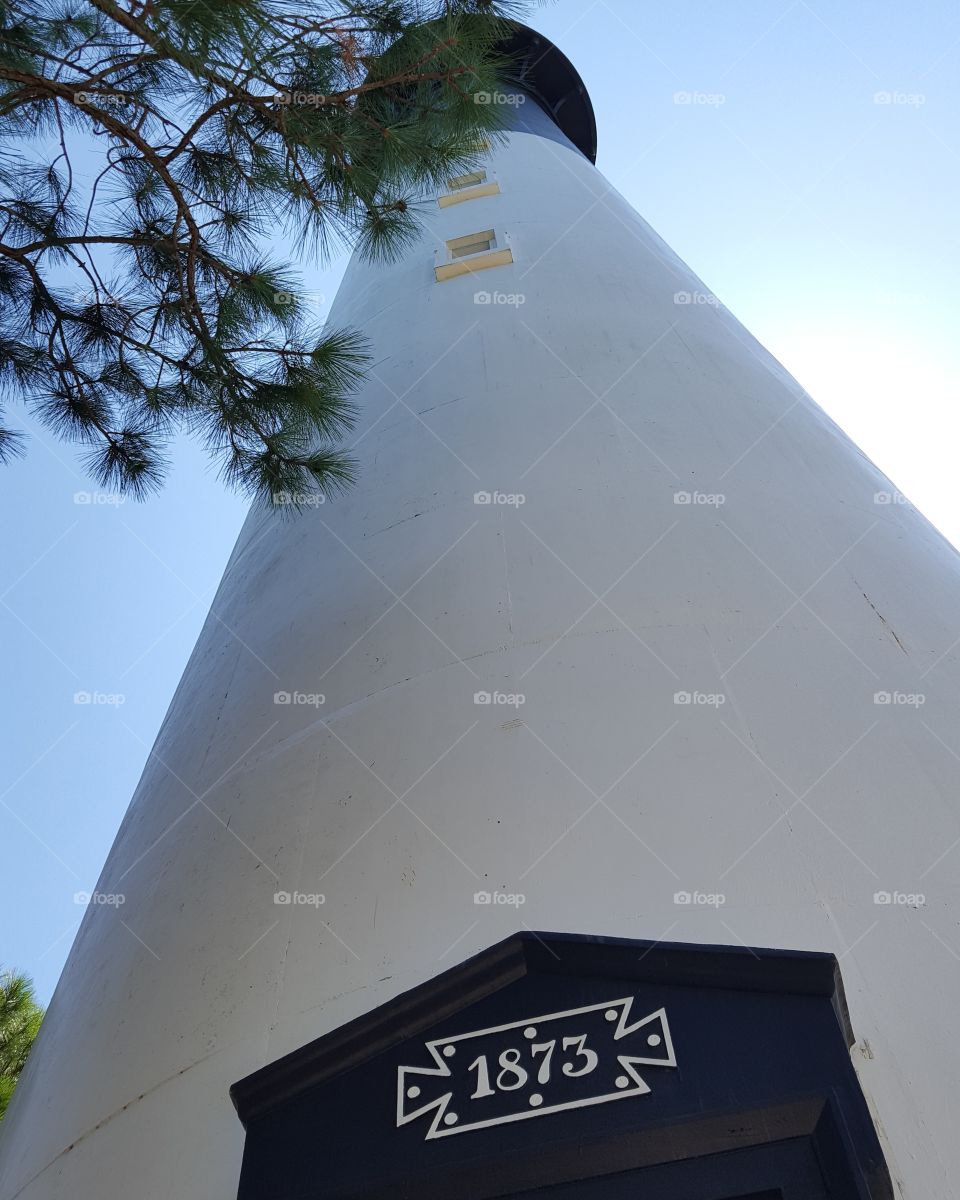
[0,0,534,504]
[0,969,43,1119]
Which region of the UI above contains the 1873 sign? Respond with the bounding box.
[231,932,894,1200]
[397,996,676,1139]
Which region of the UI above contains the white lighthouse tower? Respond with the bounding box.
[3,24,959,1200]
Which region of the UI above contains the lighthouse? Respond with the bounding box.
[3,21,959,1199]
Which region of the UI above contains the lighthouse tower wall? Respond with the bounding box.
[3,81,959,1200]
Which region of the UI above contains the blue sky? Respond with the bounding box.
[3,0,959,1004]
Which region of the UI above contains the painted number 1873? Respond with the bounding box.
[468,1032,598,1099]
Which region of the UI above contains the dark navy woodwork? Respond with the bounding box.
[230,932,893,1200]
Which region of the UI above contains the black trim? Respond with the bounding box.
[313,1096,877,1200]
[500,24,598,163]
[230,932,892,1200]
[232,931,852,1126]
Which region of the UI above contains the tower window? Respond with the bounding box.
[447,229,496,259]
[437,177,501,208]
[435,229,512,281]
[447,170,487,191]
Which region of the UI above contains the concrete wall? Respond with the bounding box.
[3,84,958,1200]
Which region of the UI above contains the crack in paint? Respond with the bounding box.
[857,582,907,654]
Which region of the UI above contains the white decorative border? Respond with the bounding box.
[397,996,676,1140]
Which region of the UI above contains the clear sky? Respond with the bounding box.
[3,0,959,1005]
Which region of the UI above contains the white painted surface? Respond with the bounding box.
[3,79,959,1200]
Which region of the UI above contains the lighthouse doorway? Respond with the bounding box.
[504,1132,844,1199]
[230,933,892,1200]
[506,1138,835,1197]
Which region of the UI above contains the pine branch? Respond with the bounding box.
[0,0,537,502]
